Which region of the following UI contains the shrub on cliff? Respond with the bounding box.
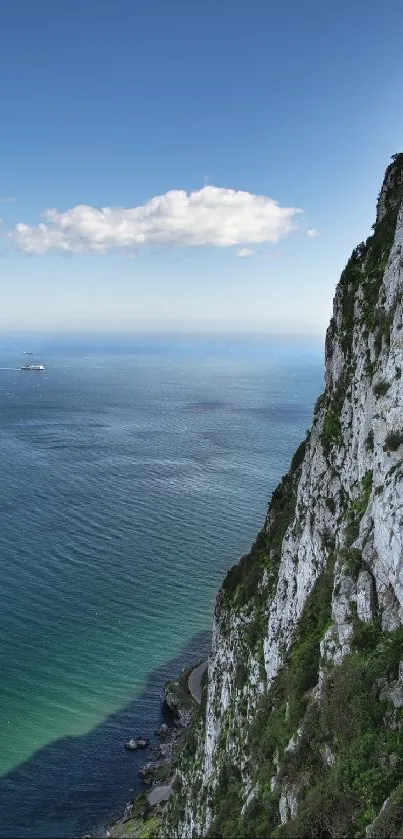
[321,409,342,453]
[383,431,403,451]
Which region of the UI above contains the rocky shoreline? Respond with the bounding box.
[96,658,208,839]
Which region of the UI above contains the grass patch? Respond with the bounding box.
[276,626,403,837]
[344,471,373,546]
[339,547,363,580]
[321,410,342,453]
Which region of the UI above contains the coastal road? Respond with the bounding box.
[188,660,208,705]
[147,783,174,807]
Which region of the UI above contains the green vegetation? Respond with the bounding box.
[361,470,373,507]
[360,153,403,335]
[365,429,374,451]
[373,308,395,356]
[339,546,363,580]
[290,437,307,472]
[235,661,248,688]
[207,559,335,839]
[373,379,390,397]
[365,349,377,379]
[222,437,304,610]
[166,666,194,709]
[181,680,208,761]
[337,243,366,357]
[321,409,342,453]
[344,471,373,546]
[383,431,403,452]
[221,530,269,607]
[325,496,336,515]
[329,153,403,369]
[366,782,403,838]
[167,155,403,838]
[200,431,310,838]
[110,816,160,839]
[313,392,325,416]
[276,626,403,838]
[351,604,382,653]
[207,765,245,838]
[320,367,354,458]
[110,794,161,839]
[198,553,403,839]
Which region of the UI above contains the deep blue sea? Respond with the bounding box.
[0,334,323,837]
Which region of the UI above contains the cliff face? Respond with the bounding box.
[163,155,403,839]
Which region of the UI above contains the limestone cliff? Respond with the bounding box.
[163,154,403,838]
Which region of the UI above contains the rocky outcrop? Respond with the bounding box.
[162,154,403,838]
[109,663,207,839]
[124,737,149,751]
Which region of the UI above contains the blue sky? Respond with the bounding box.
[1,0,402,334]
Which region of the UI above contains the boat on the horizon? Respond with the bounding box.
[21,352,45,371]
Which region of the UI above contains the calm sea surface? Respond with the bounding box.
[0,334,323,837]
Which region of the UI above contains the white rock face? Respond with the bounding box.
[261,174,403,685]
[279,785,299,824]
[164,160,403,838]
[264,441,329,686]
[356,569,375,622]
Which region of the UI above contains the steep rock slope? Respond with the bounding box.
[163,155,403,838]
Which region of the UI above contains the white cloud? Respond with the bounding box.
[9,186,302,255]
[0,196,16,204]
[307,227,318,238]
[236,247,255,258]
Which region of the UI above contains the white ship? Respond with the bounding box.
[21,352,45,371]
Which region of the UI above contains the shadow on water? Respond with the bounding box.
[0,631,212,839]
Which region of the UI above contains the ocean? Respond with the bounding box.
[0,334,323,837]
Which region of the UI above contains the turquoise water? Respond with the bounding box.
[0,335,323,836]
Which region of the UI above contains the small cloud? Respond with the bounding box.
[236,247,255,258]
[307,228,318,238]
[0,196,16,204]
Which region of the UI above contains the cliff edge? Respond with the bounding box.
[161,154,403,838]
